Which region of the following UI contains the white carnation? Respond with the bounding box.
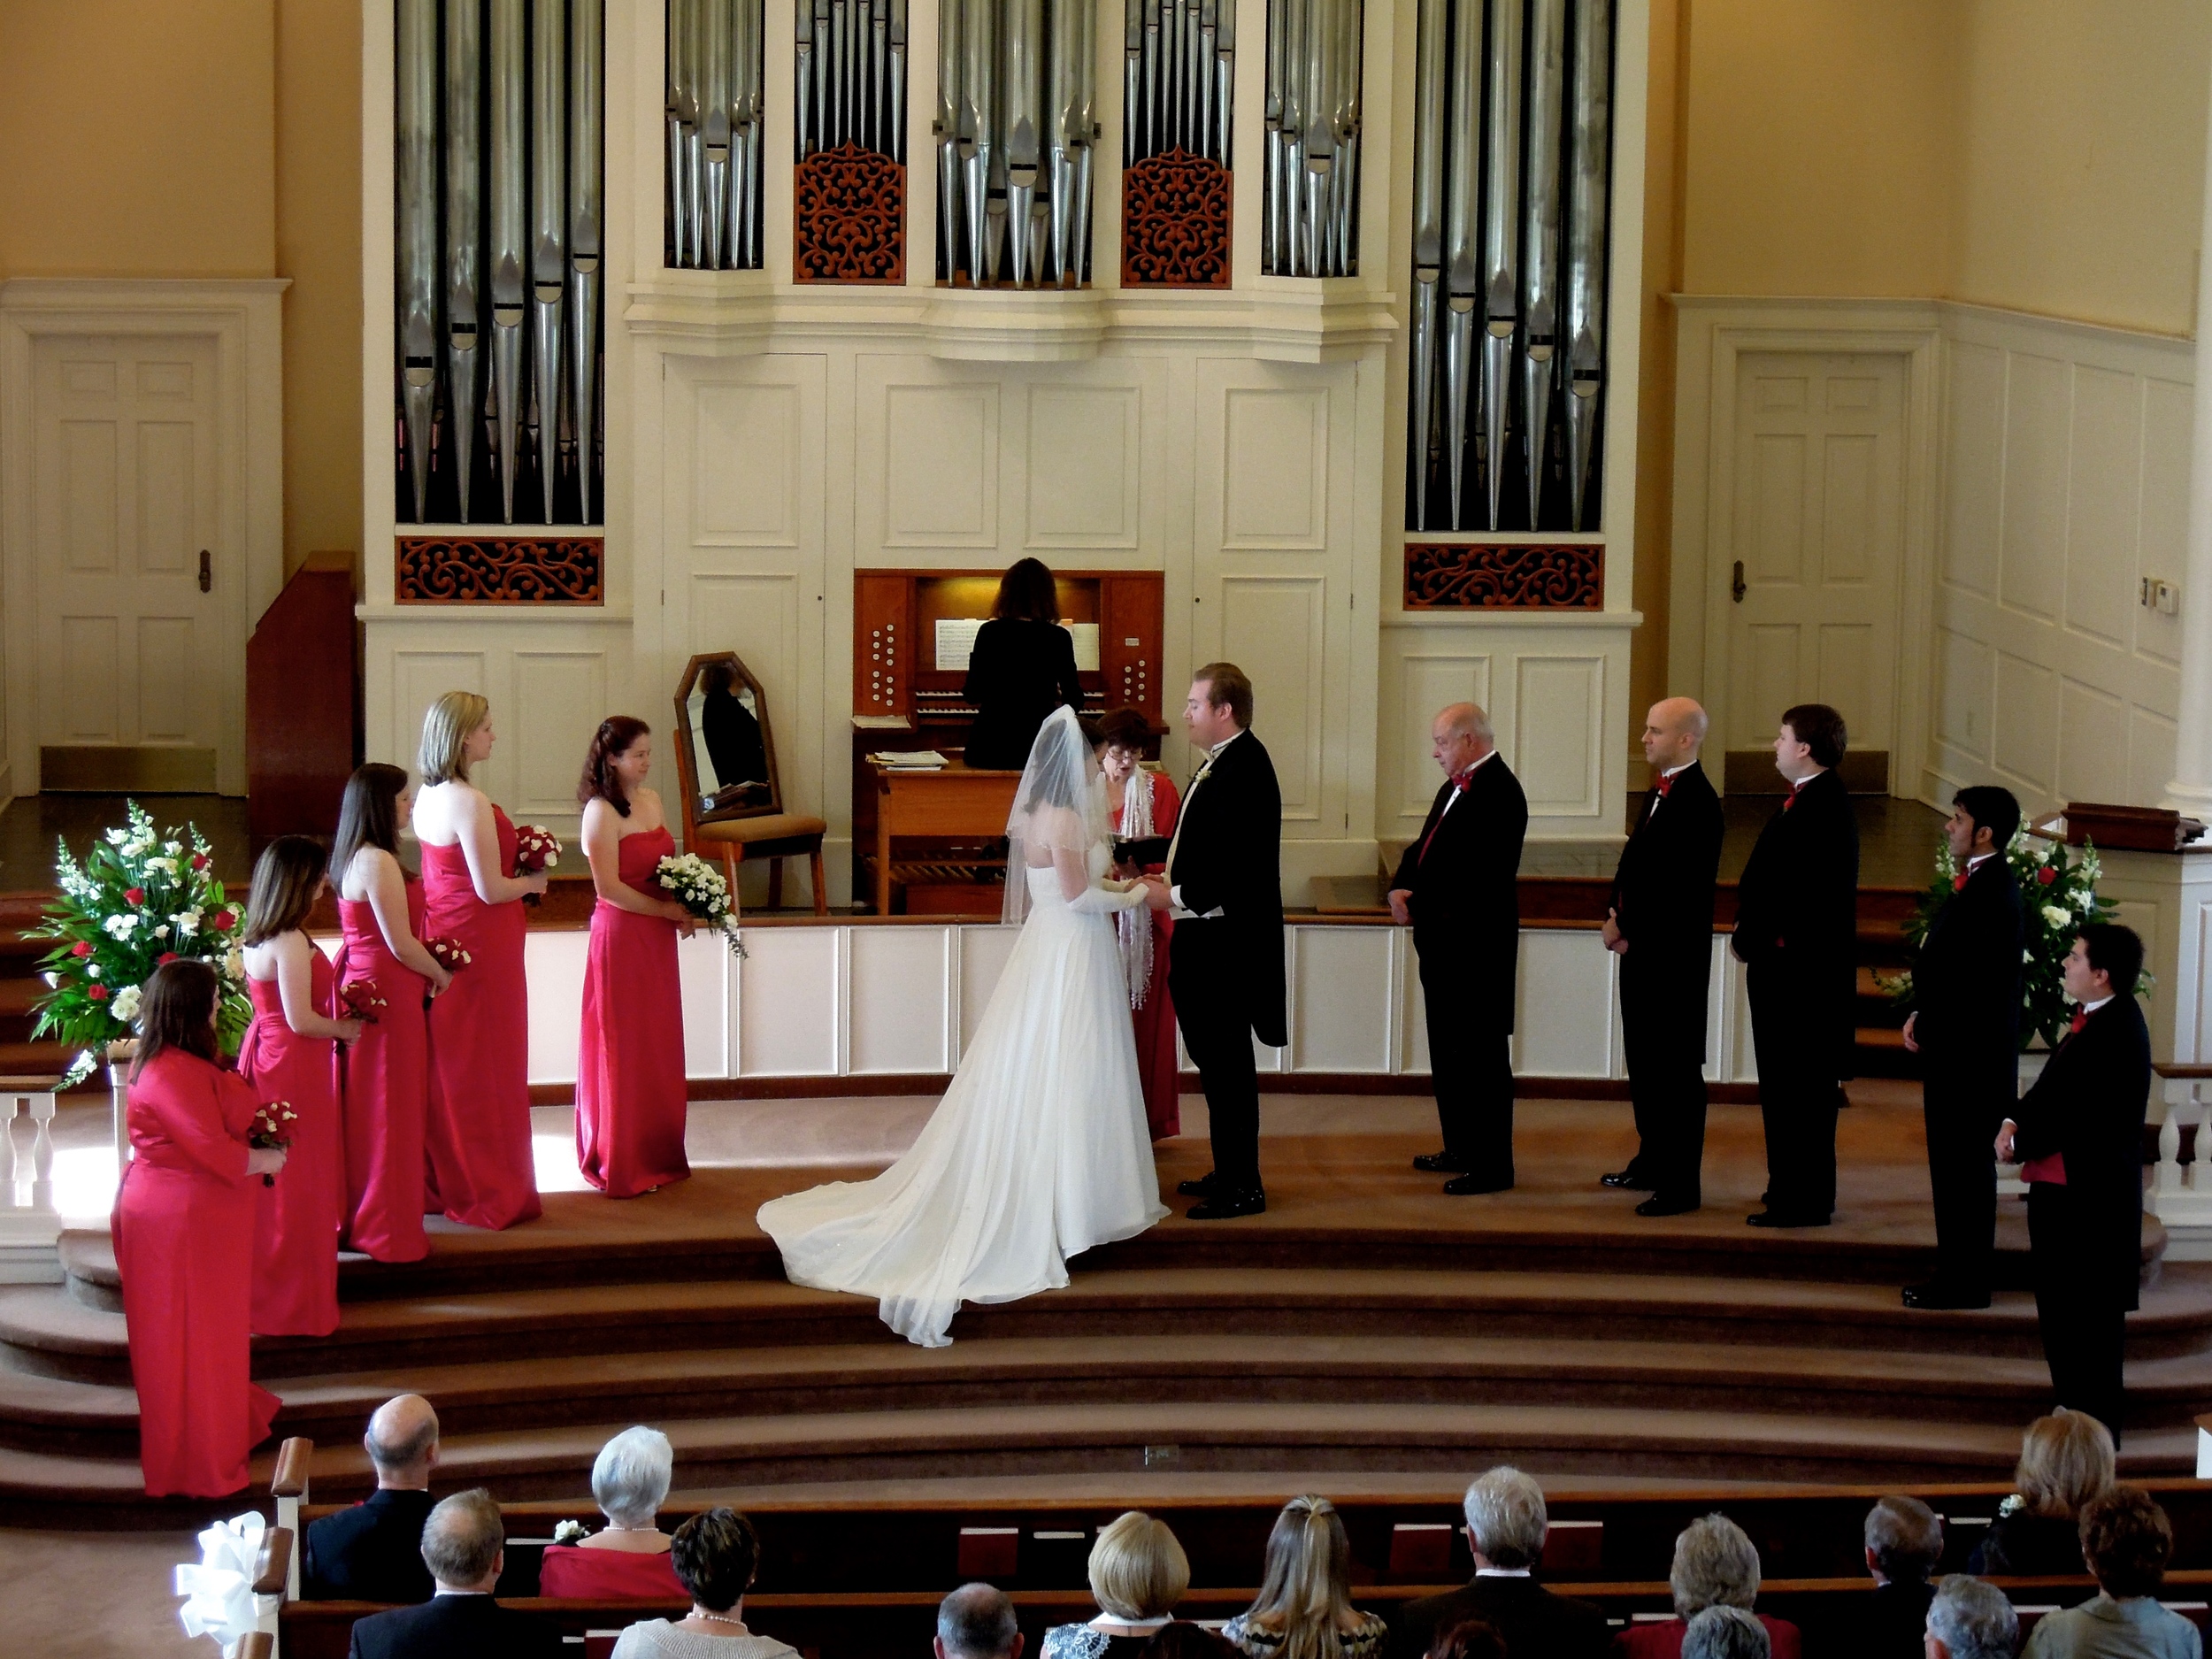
[111,986,141,1023]
[2041,903,2072,929]
[103,914,137,940]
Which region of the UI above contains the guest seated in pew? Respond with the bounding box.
[345,1489,560,1659]
[2022,1488,2201,1659]
[1044,1510,1192,1657]
[939,1583,1025,1659]
[1391,1467,1609,1659]
[1612,1514,1801,1659]
[1971,1411,2117,1578]
[1925,1576,2020,1659]
[1425,1620,1508,1659]
[1847,1496,1944,1657]
[303,1394,440,1603]
[612,1507,796,1658]
[1681,1607,1768,1659]
[541,1426,687,1599]
[1222,1495,1389,1658]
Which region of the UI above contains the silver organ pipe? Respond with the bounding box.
[1263,0,1360,278]
[396,0,604,527]
[1407,0,1613,533]
[937,0,1093,286]
[671,0,765,269]
[1124,0,1233,168]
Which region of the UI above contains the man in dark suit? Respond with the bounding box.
[1901,785,2025,1310]
[1846,1496,1943,1659]
[1144,662,1285,1219]
[1600,697,1725,1215]
[1732,703,1860,1227]
[1388,1466,1609,1659]
[346,1488,560,1659]
[1386,703,1527,1194]
[303,1394,441,1603]
[1997,923,2152,1447]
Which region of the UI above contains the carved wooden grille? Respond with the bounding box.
[1402,542,1601,610]
[1122,150,1233,288]
[396,536,605,604]
[794,145,906,284]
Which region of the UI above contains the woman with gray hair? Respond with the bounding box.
[1925,1577,2018,1659]
[1612,1514,1801,1658]
[1681,1608,1769,1659]
[541,1425,686,1598]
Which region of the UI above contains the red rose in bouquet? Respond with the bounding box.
[511,825,561,908]
[425,936,472,973]
[336,979,388,1025]
[248,1100,296,1187]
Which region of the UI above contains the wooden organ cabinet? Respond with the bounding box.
[850,569,1166,913]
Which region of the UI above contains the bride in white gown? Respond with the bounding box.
[757,706,1169,1347]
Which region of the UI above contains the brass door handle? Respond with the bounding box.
[198,549,211,594]
[1731,559,1746,603]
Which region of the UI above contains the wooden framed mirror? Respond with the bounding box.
[673,652,781,823]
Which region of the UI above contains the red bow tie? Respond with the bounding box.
[1451,770,1477,794]
[1952,871,1970,893]
[2069,1007,2087,1035]
[1654,773,1675,798]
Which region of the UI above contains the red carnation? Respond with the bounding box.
[211,910,236,931]
[124,887,145,906]
[87,983,108,1002]
[69,941,91,958]
[2038,865,2058,886]
[157,952,179,965]
[190,853,211,872]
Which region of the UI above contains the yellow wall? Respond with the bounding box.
[1955,0,2210,337]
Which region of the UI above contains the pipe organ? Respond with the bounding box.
[396,0,605,527]
[1408,0,1612,534]
[1125,0,1235,169]
[665,0,768,270]
[1262,0,1363,277]
[933,0,1099,287]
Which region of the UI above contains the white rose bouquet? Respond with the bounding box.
[656,852,746,956]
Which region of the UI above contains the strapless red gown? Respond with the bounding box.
[422,805,541,1230]
[334,878,429,1263]
[242,948,343,1335]
[576,826,689,1197]
[114,1048,281,1495]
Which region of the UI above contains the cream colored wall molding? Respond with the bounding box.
[0,276,288,797]
[1666,295,1943,797]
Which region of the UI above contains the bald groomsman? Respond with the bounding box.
[1388,703,1527,1194]
[1601,699,1725,1216]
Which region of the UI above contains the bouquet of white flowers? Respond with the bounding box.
[656,852,746,956]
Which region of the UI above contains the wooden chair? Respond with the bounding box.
[672,650,828,915]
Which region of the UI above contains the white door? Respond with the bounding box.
[1725,351,1908,772]
[31,334,228,790]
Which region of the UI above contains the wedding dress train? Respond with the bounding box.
[757,714,1168,1347]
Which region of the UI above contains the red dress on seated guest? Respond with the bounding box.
[1612,1614,1801,1659]
[242,949,344,1335]
[422,805,542,1230]
[538,1542,687,1599]
[336,877,430,1263]
[114,1048,282,1496]
[1110,769,1181,1140]
[575,825,690,1197]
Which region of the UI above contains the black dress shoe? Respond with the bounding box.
[1746,1210,1831,1228]
[1175,1171,1218,1198]
[1901,1283,1991,1310]
[1413,1152,1471,1173]
[1187,1187,1266,1219]
[1635,1194,1700,1217]
[1441,1173,1513,1196]
[1601,1169,1655,1190]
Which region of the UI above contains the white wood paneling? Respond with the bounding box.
[679,932,734,1078]
[1511,930,1618,1079]
[848,926,954,1073]
[511,651,611,818]
[1514,655,1606,818]
[958,924,1023,1053]
[736,925,841,1076]
[524,932,589,1085]
[1291,926,1395,1071]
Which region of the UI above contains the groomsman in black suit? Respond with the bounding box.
[1997,924,2152,1443]
[1732,703,1860,1227]
[1901,785,2025,1310]
[1144,663,1286,1219]
[1387,703,1527,1194]
[1600,697,1725,1216]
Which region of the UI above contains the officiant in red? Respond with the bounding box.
[1099,708,1182,1139]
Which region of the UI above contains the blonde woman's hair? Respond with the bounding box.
[1241,1496,1357,1659]
[1088,1511,1190,1623]
[419,690,491,785]
[2016,1409,2117,1519]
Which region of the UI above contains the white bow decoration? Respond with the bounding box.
[173,1509,269,1652]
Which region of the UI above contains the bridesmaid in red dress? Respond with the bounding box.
[240,836,364,1336]
[575,717,695,1197]
[1098,708,1183,1140]
[114,959,288,1495]
[413,692,549,1230]
[332,764,453,1263]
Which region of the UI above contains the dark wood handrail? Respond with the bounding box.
[271,1437,313,1500]
[2158,1064,2212,1080]
[254,1527,294,1598]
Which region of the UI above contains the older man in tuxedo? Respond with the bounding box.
[303,1394,441,1602]
[1997,923,2152,1446]
[1145,663,1286,1220]
[1388,703,1527,1194]
[1388,1466,1609,1659]
[1732,703,1860,1227]
[1601,697,1724,1216]
[1901,785,2024,1310]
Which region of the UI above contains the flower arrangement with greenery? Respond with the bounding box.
[1886,823,2121,1050]
[30,802,249,1085]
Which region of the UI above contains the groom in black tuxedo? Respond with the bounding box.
[1144,663,1286,1219]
